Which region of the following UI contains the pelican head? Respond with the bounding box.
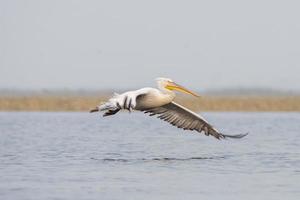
[156,77,200,97]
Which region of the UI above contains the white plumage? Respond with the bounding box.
[90,78,247,140]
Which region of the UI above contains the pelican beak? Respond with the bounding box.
[165,82,200,97]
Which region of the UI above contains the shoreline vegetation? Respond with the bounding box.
[0,95,299,112]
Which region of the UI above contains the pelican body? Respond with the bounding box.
[90,78,247,140]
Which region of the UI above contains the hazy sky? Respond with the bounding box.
[1,0,300,91]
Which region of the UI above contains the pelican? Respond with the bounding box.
[90,78,247,140]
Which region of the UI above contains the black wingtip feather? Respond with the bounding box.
[90,108,99,113]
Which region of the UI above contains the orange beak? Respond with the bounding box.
[165,82,200,97]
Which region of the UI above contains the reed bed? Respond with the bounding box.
[0,95,299,112]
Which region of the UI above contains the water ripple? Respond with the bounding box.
[91,156,226,162]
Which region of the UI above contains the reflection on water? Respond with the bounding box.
[95,156,225,162]
[0,112,299,200]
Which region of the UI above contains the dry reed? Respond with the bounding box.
[0,95,299,112]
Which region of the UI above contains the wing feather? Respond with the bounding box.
[142,102,247,140]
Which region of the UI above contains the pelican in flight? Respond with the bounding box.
[90,78,247,140]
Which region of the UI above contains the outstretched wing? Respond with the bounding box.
[143,102,247,140]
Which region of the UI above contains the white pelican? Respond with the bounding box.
[90,78,247,140]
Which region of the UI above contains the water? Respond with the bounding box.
[0,112,299,200]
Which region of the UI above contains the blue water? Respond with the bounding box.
[0,112,299,200]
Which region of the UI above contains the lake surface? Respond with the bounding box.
[0,112,299,200]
